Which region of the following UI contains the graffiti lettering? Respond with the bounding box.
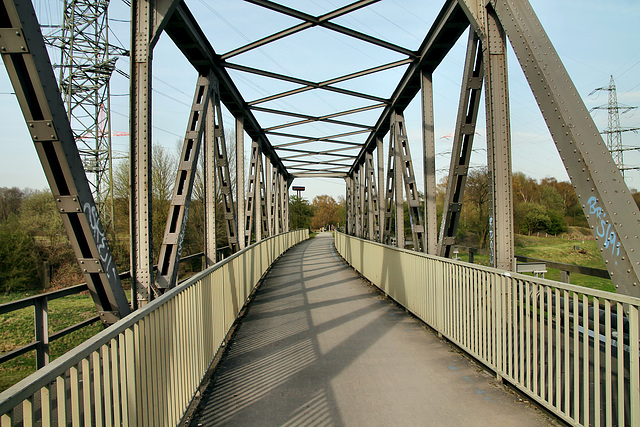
[587,196,621,263]
[84,202,115,281]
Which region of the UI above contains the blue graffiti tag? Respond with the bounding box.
[587,196,621,264]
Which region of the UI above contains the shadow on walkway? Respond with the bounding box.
[190,233,554,426]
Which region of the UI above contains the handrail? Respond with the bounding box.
[0,230,308,425]
[0,251,206,369]
[334,232,640,427]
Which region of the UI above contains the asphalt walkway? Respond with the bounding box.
[190,233,554,426]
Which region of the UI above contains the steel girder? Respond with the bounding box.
[393,111,426,252]
[482,6,514,271]
[155,74,213,291]
[421,71,438,255]
[437,30,484,259]
[236,117,246,250]
[204,91,217,268]
[364,152,380,240]
[0,0,130,322]
[244,140,260,246]
[244,140,269,244]
[377,137,385,243]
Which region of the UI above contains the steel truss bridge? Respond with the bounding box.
[1,0,640,426]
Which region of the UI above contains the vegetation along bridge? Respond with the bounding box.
[0,0,639,425]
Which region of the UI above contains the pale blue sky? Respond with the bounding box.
[0,0,638,202]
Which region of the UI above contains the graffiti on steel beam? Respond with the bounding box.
[587,196,621,263]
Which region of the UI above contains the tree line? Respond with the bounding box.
[2,164,638,293]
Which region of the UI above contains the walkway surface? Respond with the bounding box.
[191,233,555,426]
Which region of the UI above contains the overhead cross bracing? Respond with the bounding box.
[162,0,439,180]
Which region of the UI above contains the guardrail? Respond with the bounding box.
[0,229,308,426]
[0,252,206,370]
[335,232,640,427]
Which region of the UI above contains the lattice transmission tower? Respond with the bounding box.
[48,0,126,227]
[590,75,640,176]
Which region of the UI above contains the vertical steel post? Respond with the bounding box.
[265,159,273,236]
[345,176,351,234]
[129,0,154,308]
[377,137,385,243]
[259,154,269,238]
[483,7,513,271]
[383,132,395,245]
[392,112,405,249]
[421,70,437,254]
[284,178,292,231]
[244,141,259,246]
[365,152,379,240]
[236,117,245,249]
[34,298,49,368]
[204,91,216,267]
[254,146,263,242]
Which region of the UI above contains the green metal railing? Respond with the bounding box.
[335,232,640,427]
[0,229,308,426]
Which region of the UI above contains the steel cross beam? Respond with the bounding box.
[228,61,407,106]
[240,0,415,58]
[155,73,212,291]
[162,2,289,181]
[251,104,385,130]
[437,30,484,258]
[349,0,469,175]
[0,0,130,322]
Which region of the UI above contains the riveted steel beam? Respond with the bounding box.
[0,0,129,323]
[393,111,425,252]
[204,88,217,267]
[437,30,484,258]
[236,116,246,250]
[211,87,239,253]
[482,5,513,271]
[155,73,212,290]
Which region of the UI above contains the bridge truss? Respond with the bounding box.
[1,0,639,324]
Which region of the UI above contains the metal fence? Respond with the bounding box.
[0,229,308,426]
[335,232,640,427]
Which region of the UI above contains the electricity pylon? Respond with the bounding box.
[48,0,127,228]
[590,75,640,176]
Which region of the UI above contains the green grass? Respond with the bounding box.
[0,292,106,392]
[460,231,614,293]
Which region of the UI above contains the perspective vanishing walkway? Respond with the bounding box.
[190,233,555,426]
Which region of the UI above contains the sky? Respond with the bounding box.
[0,0,639,203]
